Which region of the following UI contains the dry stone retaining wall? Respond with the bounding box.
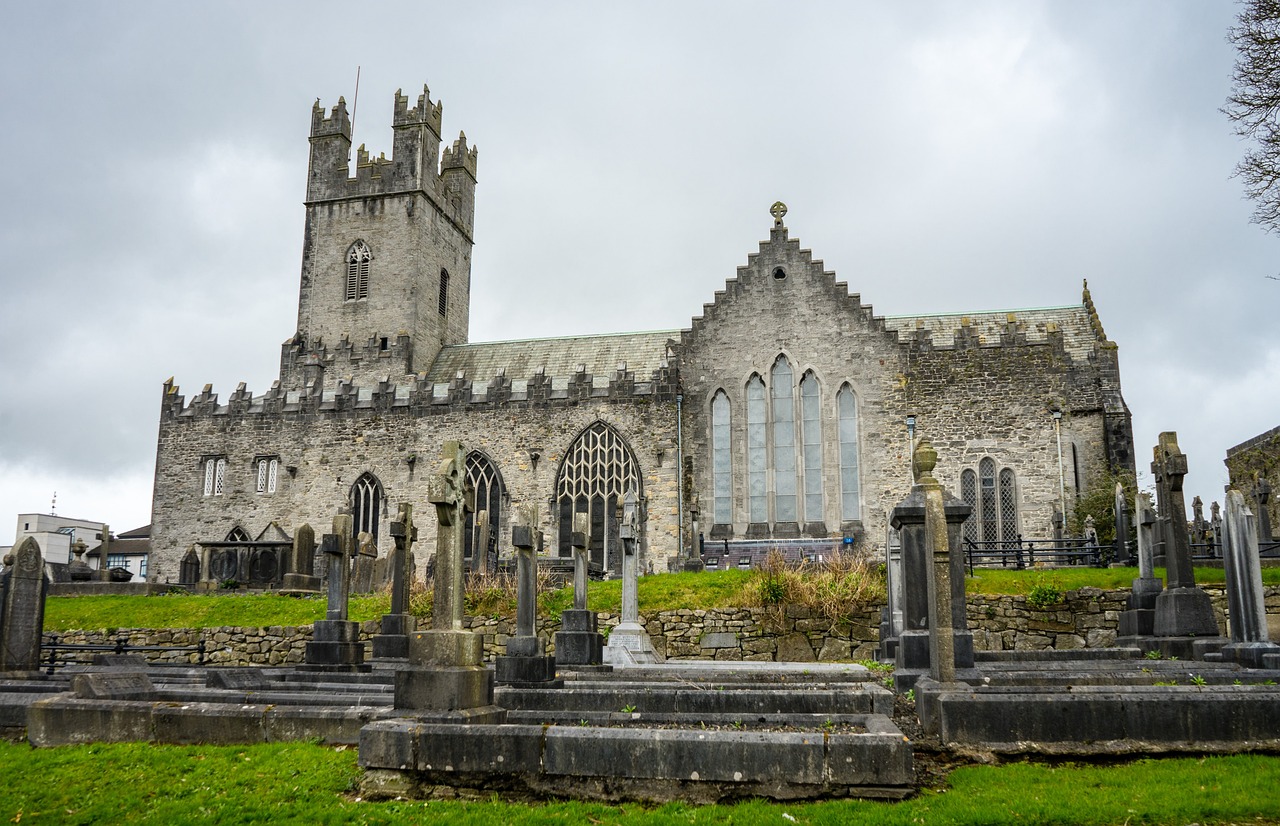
[45,587,1280,665]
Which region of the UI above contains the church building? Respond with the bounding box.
[147,84,1136,581]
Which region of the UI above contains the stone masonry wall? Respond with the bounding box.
[48,587,1280,666]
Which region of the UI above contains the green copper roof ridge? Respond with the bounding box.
[882,303,1084,320]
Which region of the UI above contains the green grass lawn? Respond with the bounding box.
[43,566,1279,632]
[0,742,1276,824]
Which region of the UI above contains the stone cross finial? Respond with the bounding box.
[770,201,787,226]
[912,439,939,487]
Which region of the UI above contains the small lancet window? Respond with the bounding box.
[345,241,371,302]
[439,269,449,316]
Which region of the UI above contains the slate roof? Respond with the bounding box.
[425,330,677,383]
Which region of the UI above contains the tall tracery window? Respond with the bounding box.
[961,459,1019,545]
[463,452,503,565]
[203,457,226,497]
[555,421,640,570]
[710,391,732,525]
[438,269,449,316]
[800,372,823,523]
[350,472,382,544]
[345,240,371,302]
[837,385,861,521]
[770,357,797,523]
[746,376,767,523]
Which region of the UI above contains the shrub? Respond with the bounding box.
[748,550,886,621]
[1026,577,1063,609]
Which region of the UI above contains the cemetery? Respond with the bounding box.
[0,435,1278,809]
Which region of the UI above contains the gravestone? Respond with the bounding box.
[302,513,368,671]
[1220,489,1280,667]
[1118,491,1163,639]
[1150,432,1224,656]
[554,512,608,670]
[395,441,500,718]
[281,523,321,593]
[0,537,48,672]
[1254,475,1274,543]
[471,509,491,577]
[1211,500,1225,558]
[351,531,377,594]
[1112,482,1131,566]
[680,495,705,573]
[496,505,561,686]
[603,485,663,665]
[1192,496,1207,549]
[372,503,418,660]
[891,439,973,690]
[178,547,201,586]
[878,525,904,661]
[68,540,94,582]
[97,524,111,582]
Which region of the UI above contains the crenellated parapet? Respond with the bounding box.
[306,85,477,237]
[279,332,415,392]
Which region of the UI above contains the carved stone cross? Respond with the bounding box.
[1151,432,1194,589]
[388,503,417,616]
[427,440,474,632]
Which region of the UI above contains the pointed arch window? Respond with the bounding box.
[555,421,640,571]
[225,527,250,543]
[256,457,278,494]
[770,357,797,523]
[800,372,823,523]
[345,241,371,302]
[961,459,1019,546]
[710,391,732,525]
[203,457,227,497]
[439,269,449,316]
[464,452,503,566]
[350,472,382,544]
[746,376,767,523]
[836,385,861,521]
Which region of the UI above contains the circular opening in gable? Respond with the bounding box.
[772,267,786,280]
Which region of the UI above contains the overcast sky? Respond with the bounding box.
[1,2,1275,545]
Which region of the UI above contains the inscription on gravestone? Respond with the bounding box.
[1,537,47,672]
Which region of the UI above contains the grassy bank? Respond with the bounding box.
[43,566,1278,632]
[0,742,1276,824]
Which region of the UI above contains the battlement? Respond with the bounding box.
[310,97,352,139]
[162,355,680,423]
[441,132,478,180]
[392,85,443,133]
[306,84,477,235]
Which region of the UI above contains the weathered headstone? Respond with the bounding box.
[554,512,608,670]
[681,495,705,573]
[1150,432,1224,655]
[372,503,418,659]
[178,547,201,586]
[68,540,94,582]
[1192,496,1207,549]
[281,523,321,593]
[1211,500,1225,559]
[890,439,973,689]
[97,524,111,582]
[471,509,491,577]
[603,485,663,665]
[302,513,368,670]
[0,537,47,672]
[1220,489,1280,667]
[395,442,500,718]
[1112,483,1131,566]
[351,531,377,594]
[496,505,561,686]
[1254,475,1274,543]
[1118,491,1163,639]
[878,525,904,661]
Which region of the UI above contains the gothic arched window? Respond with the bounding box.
[960,469,978,545]
[960,459,1019,546]
[345,240,371,302]
[711,391,732,525]
[464,452,504,566]
[225,527,250,542]
[770,357,797,523]
[836,384,861,522]
[998,468,1019,545]
[555,421,640,571]
[800,371,823,523]
[746,376,767,524]
[350,472,382,544]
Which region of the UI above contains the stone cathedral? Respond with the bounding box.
[147,84,1136,582]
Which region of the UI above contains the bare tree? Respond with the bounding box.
[1224,0,1280,234]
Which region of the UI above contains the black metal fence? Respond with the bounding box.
[962,536,1106,574]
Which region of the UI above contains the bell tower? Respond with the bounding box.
[281,84,478,391]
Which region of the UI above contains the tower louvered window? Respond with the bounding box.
[345,241,371,302]
[746,376,767,523]
[960,459,1019,546]
[464,452,503,565]
[800,371,823,523]
[350,472,382,544]
[711,391,732,525]
[555,421,640,571]
[837,385,861,521]
[439,269,449,316]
